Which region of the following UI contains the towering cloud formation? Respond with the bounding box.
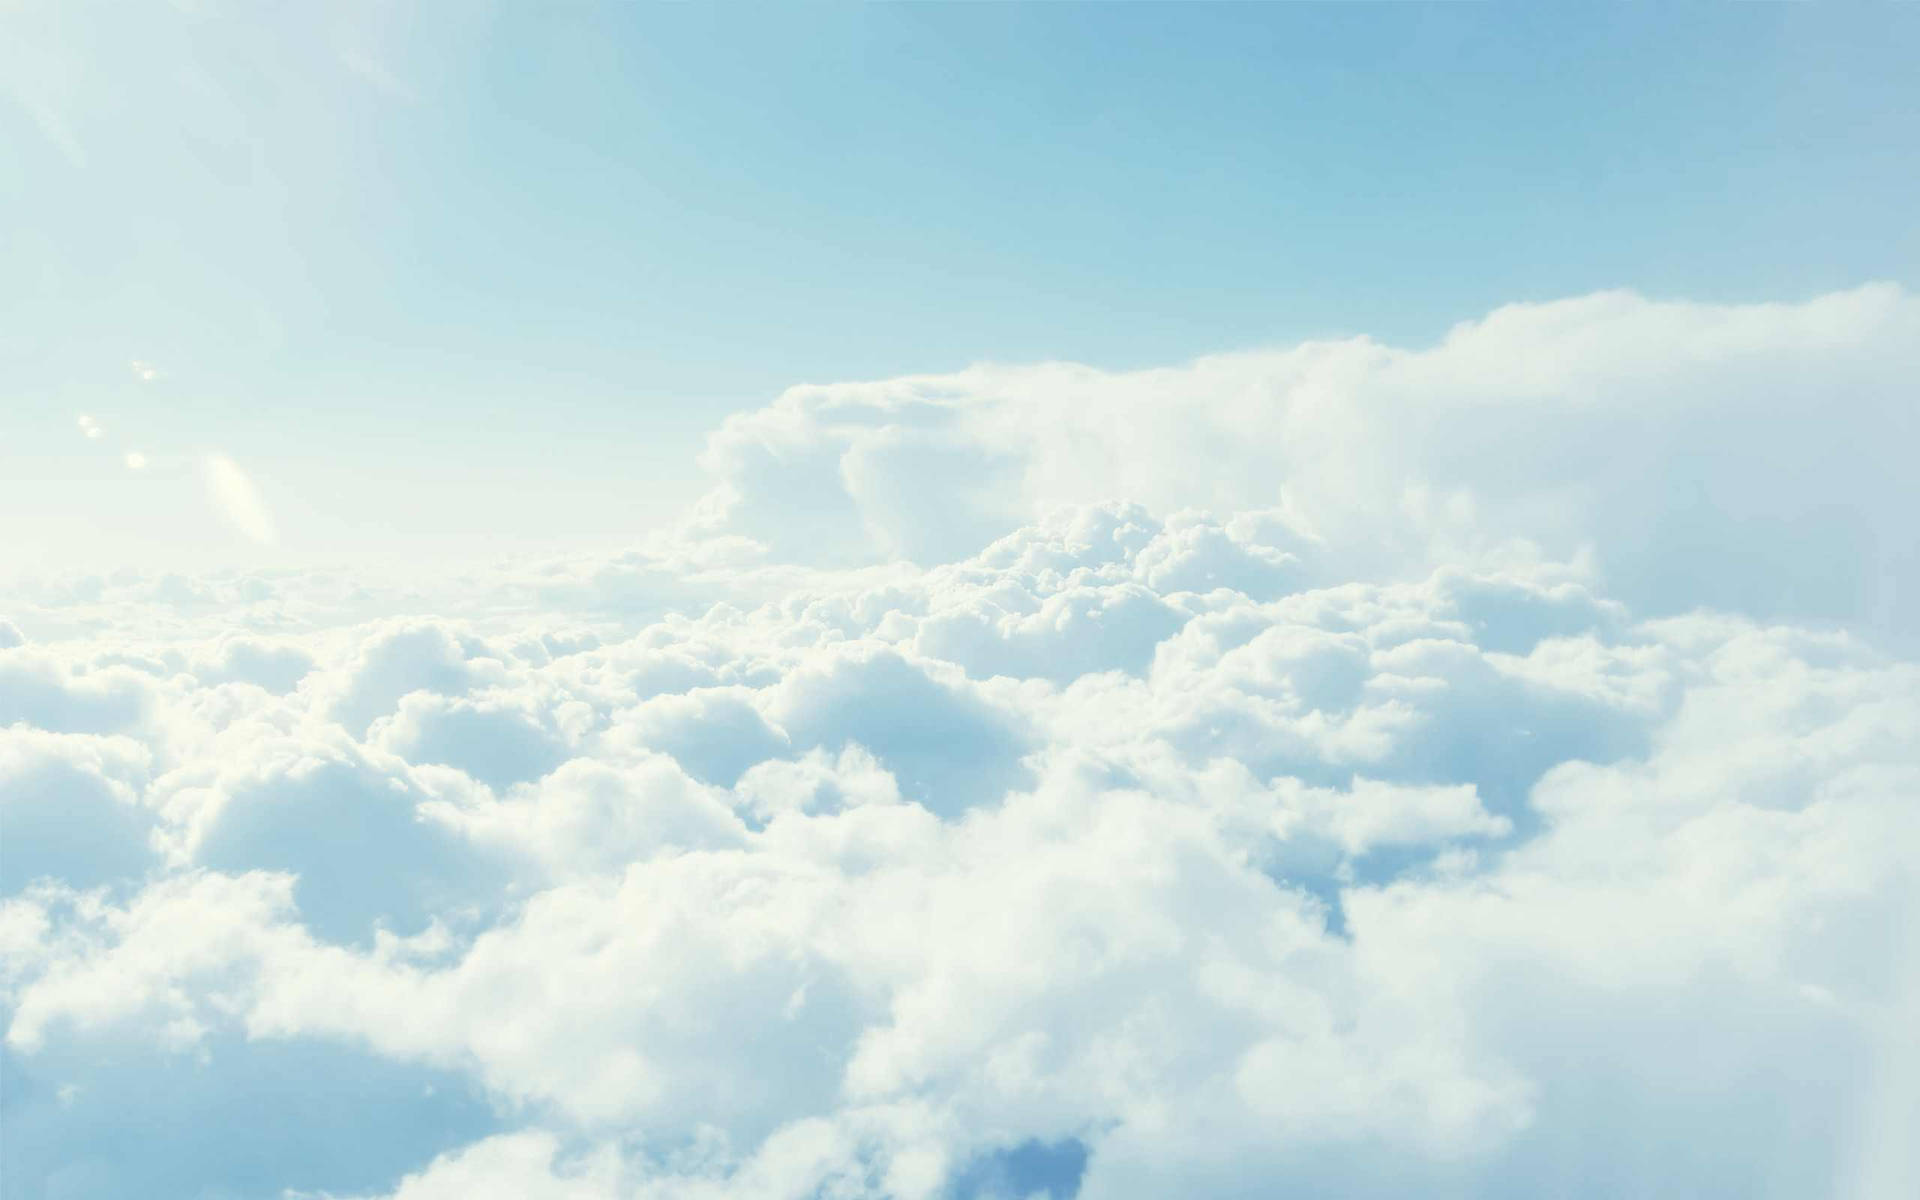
[688,284,1919,636]
[2,288,1916,1200]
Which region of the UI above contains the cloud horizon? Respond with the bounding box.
[3,285,1917,1200]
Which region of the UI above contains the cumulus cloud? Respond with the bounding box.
[682,285,1920,638]
[0,650,150,734]
[189,637,315,694]
[0,729,154,895]
[2,288,1916,1200]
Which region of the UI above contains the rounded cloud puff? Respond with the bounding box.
[686,285,1920,639]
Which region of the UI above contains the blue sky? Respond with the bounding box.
[4,1,1916,569]
[6,8,1920,1200]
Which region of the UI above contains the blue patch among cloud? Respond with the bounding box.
[0,1034,499,1200]
[950,1138,1090,1200]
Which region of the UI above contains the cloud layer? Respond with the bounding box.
[3,288,1917,1200]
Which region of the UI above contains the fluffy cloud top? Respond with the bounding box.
[2,288,1916,1200]
[687,285,1919,638]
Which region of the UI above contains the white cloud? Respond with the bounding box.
[683,285,1920,637]
[342,1131,628,1200]
[189,636,315,693]
[371,690,577,790]
[0,728,155,895]
[0,649,151,733]
[2,288,1917,1200]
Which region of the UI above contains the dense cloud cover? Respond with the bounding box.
[3,289,1918,1199]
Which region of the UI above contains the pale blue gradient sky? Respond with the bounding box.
[4,1,1915,570]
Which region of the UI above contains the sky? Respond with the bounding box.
[3,0,1917,570]
[4,6,1920,1200]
